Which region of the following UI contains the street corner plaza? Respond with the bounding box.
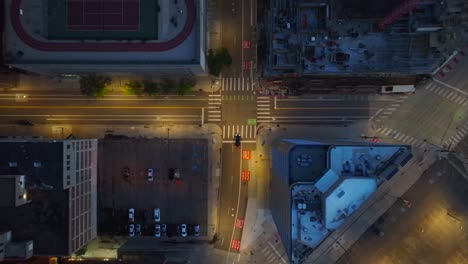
[47,0,158,40]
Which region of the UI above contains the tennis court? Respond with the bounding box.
[48,0,158,40]
[67,0,140,30]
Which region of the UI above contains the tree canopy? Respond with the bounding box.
[79,74,111,97]
[207,47,232,77]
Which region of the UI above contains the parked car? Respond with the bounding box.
[154,208,160,222]
[136,224,142,236]
[181,224,187,237]
[128,208,135,223]
[161,224,167,236]
[235,134,241,146]
[148,168,154,181]
[155,224,161,237]
[129,224,135,237]
[194,224,200,236]
[17,120,34,126]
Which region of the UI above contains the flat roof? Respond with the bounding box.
[0,141,69,255]
[5,0,201,65]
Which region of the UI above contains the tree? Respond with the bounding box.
[79,74,111,97]
[123,80,143,95]
[206,47,232,77]
[161,78,177,94]
[177,78,196,95]
[142,80,160,96]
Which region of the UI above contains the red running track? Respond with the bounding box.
[10,0,196,52]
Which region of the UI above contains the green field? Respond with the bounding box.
[47,0,159,40]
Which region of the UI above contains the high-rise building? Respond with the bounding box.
[270,139,413,263]
[0,139,98,256]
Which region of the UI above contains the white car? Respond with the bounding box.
[154,208,160,222]
[155,224,161,237]
[148,168,154,181]
[129,224,135,237]
[181,224,187,237]
[128,208,135,223]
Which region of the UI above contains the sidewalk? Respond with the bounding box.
[12,73,216,94]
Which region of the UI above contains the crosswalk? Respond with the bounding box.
[207,94,222,122]
[424,82,468,106]
[444,121,468,148]
[221,94,255,101]
[372,95,409,123]
[222,125,257,140]
[222,77,256,92]
[257,96,272,123]
[376,127,428,150]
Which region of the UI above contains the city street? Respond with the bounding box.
[0,90,212,125]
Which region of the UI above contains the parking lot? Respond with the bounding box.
[98,138,208,238]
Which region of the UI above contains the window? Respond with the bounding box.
[67,144,70,149]
[67,155,70,159]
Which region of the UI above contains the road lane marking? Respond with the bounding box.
[433,79,468,96]
[369,108,383,122]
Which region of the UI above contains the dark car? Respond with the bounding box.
[17,120,34,126]
[234,134,241,147]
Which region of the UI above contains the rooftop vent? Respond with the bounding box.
[9,162,18,167]
[34,162,41,168]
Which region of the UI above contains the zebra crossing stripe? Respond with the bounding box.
[437,88,445,95]
[384,129,392,136]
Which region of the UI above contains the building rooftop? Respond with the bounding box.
[0,141,64,189]
[4,0,205,74]
[264,0,445,78]
[0,141,69,255]
[273,140,413,263]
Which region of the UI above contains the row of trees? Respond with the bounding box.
[123,78,195,96]
[79,74,196,97]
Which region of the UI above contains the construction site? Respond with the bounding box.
[261,0,468,79]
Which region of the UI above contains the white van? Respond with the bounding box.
[380,85,415,94]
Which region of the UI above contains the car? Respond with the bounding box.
[17,120,34,126]
[128,208,135,223]
[194,224,200,236]
[155,224,161,237]
[154,208,160,222]
[161,224,167,236]
[136,224,142,236]
[148,168,154,181]
[234,134,241,147]
[181,224,187,237]
[129,224,135,237]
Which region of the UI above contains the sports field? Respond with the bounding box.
[47,0,159,40]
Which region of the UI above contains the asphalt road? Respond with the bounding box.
[0,91,209,125]
[266,94,403,125]
[220,0,256,78]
